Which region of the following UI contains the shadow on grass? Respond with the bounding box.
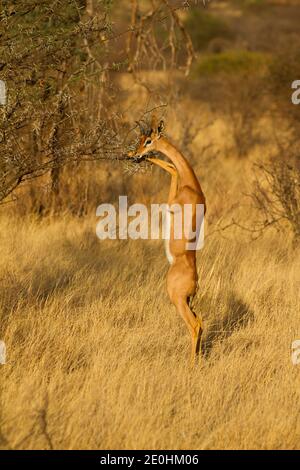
[201,293,254,358]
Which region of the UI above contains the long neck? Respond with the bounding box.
[157,138,200,189]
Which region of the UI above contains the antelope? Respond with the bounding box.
[128,115,206,365]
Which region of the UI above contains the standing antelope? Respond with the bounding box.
[129,115,206,364]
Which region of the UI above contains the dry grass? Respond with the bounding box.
[1,0,300,451]
[0,202,299,449]
[0,89,299,450]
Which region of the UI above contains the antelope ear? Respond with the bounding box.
[151,113,158,132]
[158,119,165,135]
[135,120,144,135]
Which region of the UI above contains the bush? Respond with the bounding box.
[190,50,268,157]
[232,0,267,9]
[253,155,300,241]
[185,9,234,51]
[192,50,268,77]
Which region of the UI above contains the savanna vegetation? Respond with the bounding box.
[0,0,299,450]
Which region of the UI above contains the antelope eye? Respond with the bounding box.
[144,138,152,146]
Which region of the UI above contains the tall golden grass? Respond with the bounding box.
[1,1,300,451]
[1,82,299,449]
[1,176,299,449]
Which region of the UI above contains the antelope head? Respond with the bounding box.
[128,114,165,160]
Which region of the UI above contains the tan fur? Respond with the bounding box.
[129,116,206,365]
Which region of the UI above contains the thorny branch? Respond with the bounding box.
[0,0,198,205]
